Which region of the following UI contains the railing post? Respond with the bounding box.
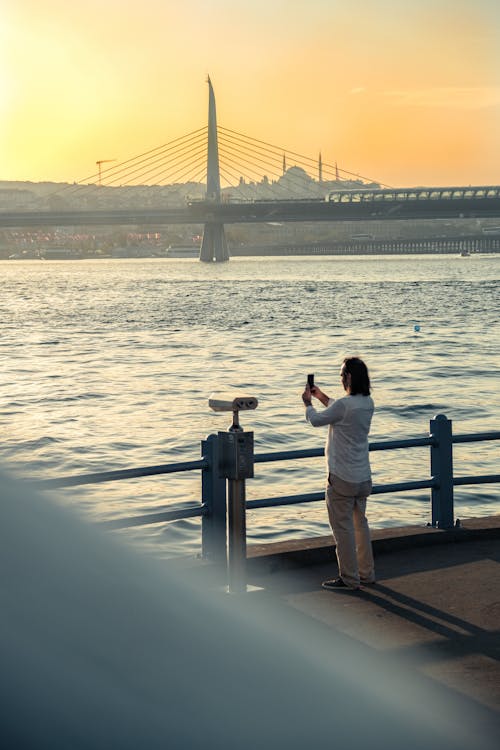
[201,434,227,564]
[430,414,454,529]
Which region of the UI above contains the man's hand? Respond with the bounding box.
[302,385,312,407]
[310,385,330,407]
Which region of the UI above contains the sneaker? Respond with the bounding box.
[322,578,360,591]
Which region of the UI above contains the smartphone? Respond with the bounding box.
[307,373,314,388]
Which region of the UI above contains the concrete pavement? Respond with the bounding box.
[246,516,500,719]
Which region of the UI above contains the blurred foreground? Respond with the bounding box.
[0,470,497,749]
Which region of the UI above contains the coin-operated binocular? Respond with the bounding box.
[208,393,258,481]
[208,393,258,432]
[208,393,259,593]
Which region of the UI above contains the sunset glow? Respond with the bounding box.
[3,0,500,186]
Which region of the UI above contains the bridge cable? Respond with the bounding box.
[219,126,387,186]
[218,131,352,195]
[218,135,322,191]
[219,125,388,187]
[218,154,316,200]
[111,139,207,187]
[45,127,208,198]
[80,126,207,186]
[80,131,207,191]
[218,148,325,199]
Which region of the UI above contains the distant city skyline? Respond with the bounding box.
[3,0,500,187]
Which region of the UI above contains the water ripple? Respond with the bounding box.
[1,255,498,556]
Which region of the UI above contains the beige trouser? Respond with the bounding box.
[326,474,375,589]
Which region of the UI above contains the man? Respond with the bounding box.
[302,357,375,590]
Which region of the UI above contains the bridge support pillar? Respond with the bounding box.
[200,222,230,263]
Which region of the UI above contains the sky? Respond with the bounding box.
[2,0,500,187]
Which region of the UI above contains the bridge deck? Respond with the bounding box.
[1,186,500,227]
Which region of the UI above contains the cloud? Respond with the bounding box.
[383,87,500,109]
[350,87,366,95]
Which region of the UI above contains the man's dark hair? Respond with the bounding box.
[343,357,371,396]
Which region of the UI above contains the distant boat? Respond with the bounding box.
[164,245,200,258]
[40,248,82,260]
[460,250,471,257]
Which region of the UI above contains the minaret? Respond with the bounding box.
[199,77,230,262]
[282,153,287,175]
[318,152,323,184]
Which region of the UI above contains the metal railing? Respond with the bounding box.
[36,415,500,572]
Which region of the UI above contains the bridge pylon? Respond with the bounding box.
[199,77,230,262]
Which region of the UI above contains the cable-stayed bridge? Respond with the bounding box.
[2,79,500,261]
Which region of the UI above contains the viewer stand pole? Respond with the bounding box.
[208,394,258,594]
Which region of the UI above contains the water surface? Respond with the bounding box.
[1,254,498,556]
